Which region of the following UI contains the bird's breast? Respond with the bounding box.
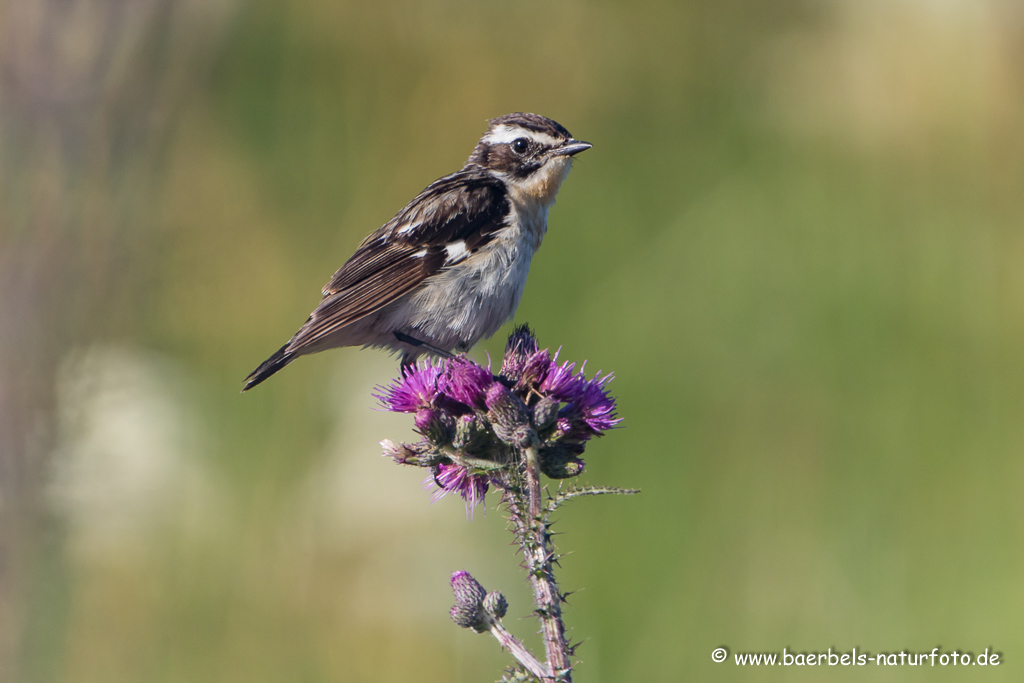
[397,219,541,350]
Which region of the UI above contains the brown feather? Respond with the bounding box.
[287,169,510,353]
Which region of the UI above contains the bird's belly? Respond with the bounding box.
[390,239,534,351]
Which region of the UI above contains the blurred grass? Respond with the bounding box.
[3,0,1024,681]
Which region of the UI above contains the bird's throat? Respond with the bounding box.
[508,157,573,208]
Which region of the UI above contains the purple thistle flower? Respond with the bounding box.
[384,329,620,514]
[569,373,621,434]
[539,355,583,402]
[375,360,445,412]
[445,357,496,409]
[427,461,489,515]
[514,348,552,393]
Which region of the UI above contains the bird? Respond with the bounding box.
[243,112,592,391]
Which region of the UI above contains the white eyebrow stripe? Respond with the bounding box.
[444,240,469,264]
[482,125,561,148]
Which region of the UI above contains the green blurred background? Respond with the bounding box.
[2,0,1023,681]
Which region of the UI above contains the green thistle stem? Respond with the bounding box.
[519,444,572,682]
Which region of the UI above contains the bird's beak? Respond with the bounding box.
[552,139,593,157]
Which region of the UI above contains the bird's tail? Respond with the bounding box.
[242,343,294,391]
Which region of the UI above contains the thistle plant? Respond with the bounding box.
[377,325,637,682]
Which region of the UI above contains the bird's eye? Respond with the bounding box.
[511,138,529,155]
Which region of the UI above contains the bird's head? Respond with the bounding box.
[468,113,592,206]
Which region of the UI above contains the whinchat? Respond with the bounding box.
[244,113,591,390]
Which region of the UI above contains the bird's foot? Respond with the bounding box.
[394,331,456,362]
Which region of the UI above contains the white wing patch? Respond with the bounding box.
[396,222,420,235]
[412,248,428,258]
[444,240,470,264]
[482,125,561,148]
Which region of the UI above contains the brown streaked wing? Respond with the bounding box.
[288,170,509,353]
[288,242,445,351]
[323,170,509,295]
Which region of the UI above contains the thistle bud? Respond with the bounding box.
[415,408,454,444]
[545,417,573,444]
[483,591,508,619]
[500,324,539,382]
[380,439,441,467]
[532,396,560,429]
[453,414,486,451]
[450,570,488,632]
[450,604,486,631]
[485,383,535,448]
[539,445,585,479]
